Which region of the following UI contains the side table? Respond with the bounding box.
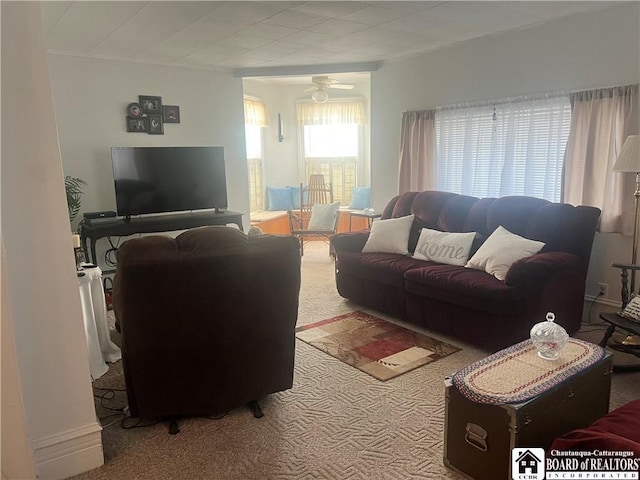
[78,266,121,380]
[348,211,381,231]
[599,312,640,372]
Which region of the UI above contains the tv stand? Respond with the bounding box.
[79,210,243,273]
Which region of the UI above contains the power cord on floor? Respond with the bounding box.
[92,387,127,428]
[120,417,164,430]
[580,291,609,333]
[588,291,604,323]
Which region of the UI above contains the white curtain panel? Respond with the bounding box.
[563,85,639,234]
[435,96,571,201]
[398,110,436,193]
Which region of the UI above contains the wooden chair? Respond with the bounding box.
[288,174,340,255]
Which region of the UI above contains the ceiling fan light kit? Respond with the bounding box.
[312,89,329,104]
[308,75,354,103]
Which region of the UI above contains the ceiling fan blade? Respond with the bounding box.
[304,86,317,92]
[327,84,354,90]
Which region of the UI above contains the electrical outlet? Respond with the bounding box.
[597,282,608,297]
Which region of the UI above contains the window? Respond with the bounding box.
[435,96,571,202]
[297,100,365,205]
[245,124,263,212]
[244,98,268,212]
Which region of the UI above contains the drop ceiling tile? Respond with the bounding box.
[344,27,436,47]
[381,13,449,34]
[45,2,147,52]
[350,42,406,57]
[243,47,288,61]
[216,34,273,50]
[239,23,300,40]
[258,41,307,55]
[159,20,244,45]
[341,5,410,26]
[135,36,224,63]
[365,2,445,14]
[291,2,370,18]
[202,1,285,26]
[308,19,368,36]
[280,30,338,46]
[212,56,270,68]
[170,56,227,68]
[321,36,376,51]
[262,10,330,29]
[425,1,497,21]
[95,2,220,53]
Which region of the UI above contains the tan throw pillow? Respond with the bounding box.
[413,228,476,266]
[465,225,545,281]
[362,215,415,255]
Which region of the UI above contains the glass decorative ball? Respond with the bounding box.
[530,312,569,360]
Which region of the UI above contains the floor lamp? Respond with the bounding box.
[612,135,640,346]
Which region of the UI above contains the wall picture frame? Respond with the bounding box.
[147,114,164,135]
[139,95,162,114]
[162,105,180,123]
[126,116,148,132]
[127,102,143,119]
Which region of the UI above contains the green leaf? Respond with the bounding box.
[65,176,87,223]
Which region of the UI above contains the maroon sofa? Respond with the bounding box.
[114,226,301,419]
[331,191,601,351]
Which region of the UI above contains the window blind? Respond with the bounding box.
[435,96,571,201]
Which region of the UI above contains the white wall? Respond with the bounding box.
[1,2,103,478]
[371,3,640,303]
[242,78,371,200]
[47,54,249,230]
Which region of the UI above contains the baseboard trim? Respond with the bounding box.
[585,294,619,308]
[33,422,103,479]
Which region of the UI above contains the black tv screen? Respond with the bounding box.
[111,146,227,217]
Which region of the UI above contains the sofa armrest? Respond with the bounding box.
[331,231,369,254]
[504,252,584,289]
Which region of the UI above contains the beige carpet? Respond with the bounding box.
[70,241,640,480]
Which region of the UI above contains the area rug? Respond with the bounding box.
[295,311,461,381]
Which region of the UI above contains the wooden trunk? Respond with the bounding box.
[443,353,612,480]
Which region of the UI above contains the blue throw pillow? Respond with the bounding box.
[288,186,301,209]
[349,187,371,210]
[267,187,294,211]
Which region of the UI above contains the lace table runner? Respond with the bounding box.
[452,338,605,405]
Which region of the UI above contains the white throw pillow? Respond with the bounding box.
[413,228,476,266]
[465,226,545,281]
[307,202,340,230]
[362,215,415,255]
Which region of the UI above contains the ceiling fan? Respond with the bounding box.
[305,76,354,103]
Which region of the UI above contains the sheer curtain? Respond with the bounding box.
[398,110,436,193]
[435,95,571,201]
[296,99,365,126]
[563,85,638,234]
[244,98,269,126]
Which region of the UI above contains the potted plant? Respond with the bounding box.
[65,175,87,225]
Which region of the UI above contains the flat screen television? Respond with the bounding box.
[111,146,227,217]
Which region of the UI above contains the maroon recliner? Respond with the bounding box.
[113,227,301,424]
